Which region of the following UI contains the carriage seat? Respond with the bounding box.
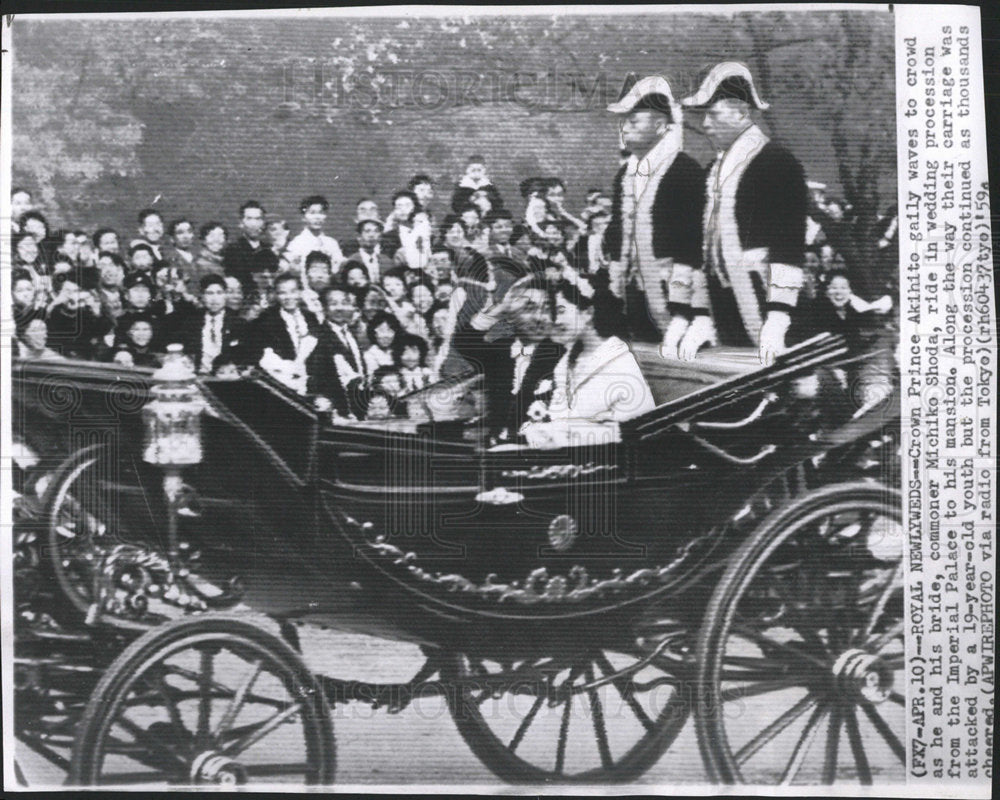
[631,342,760,407]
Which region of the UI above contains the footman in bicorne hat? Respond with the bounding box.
[679,62,808,364]
[605,76,706,354]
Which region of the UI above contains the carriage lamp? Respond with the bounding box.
[143,344,205,468]
[143,344,206,566]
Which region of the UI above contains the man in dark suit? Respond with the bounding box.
[308,286,369,418]
[450,273,563,440]
[171,274,248,375]
[342,219,394,285]
[245,271,321,366]
[222,200,280,291]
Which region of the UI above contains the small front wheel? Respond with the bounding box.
[695,482,904,785]
[69,614,335,787]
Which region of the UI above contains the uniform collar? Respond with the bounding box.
[718,124,769,164]
[627,125,683,180]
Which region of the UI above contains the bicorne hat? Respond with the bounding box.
[606,75,679,122]
[680,62,770,110]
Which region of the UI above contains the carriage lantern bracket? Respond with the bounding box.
[142,344,206,565]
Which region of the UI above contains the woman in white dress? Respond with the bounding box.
[520,274,655,449]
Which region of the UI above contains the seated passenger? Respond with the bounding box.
[447,273,563,440]
[520,274,655,449]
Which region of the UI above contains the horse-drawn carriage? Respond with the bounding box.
[11,331,905,786]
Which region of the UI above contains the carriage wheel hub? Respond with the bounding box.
[831,648,893,704]
[190,751,248,785]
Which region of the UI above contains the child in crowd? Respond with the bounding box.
[364,311,401,375]
[394,332,433,393]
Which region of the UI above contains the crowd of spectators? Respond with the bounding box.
[9,155,897,424]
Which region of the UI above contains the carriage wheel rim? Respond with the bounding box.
[698,486,904,785]
[75,626,331,786]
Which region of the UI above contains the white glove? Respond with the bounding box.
[659,315,690,359]
[678,315,717,361]
[759,310,791,365]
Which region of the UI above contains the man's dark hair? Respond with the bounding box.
[305,250,333,269]
[93,227,118,247]
[321,284,356,307]
[483,208,514,226]
[408,174,434,189]
[12,186,31,198]
[97,251,126,268]
[273,271,302,290]
[240,200,265,217]
[199,221,228,241]
[356,218,383,235]
[199,274,227,293]
[458,203,481,217]
[137,208,162,226]
[128,242,156,260]
[467,154,486,165]
[12,267,34,286]
[299,195,329,213]
[168,217,193,237]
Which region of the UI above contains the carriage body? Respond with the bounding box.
[13,333,906,787]
[13,333,897,654]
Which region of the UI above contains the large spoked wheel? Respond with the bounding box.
[444,637,691,783]
[696,481,904,785]
[43,444,163,631]
[69,614,335,787]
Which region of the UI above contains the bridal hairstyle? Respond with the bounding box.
[553,273,629,361]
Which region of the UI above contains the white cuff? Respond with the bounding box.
[768,263,803,306]
[689,269,710,309]
[667,263,694,306]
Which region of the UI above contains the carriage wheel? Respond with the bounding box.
[695,482,904,785]
[69,614,335,786]
[43,444,160,632]
[444,639,691,783]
